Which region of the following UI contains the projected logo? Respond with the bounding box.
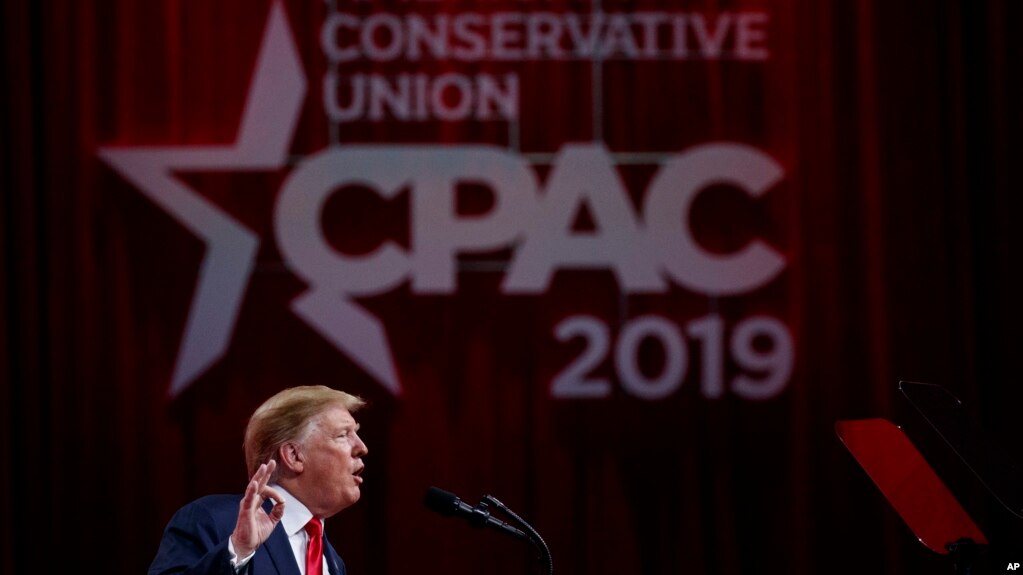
[100,2,792,401]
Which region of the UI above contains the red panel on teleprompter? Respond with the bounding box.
[836,418,988,554]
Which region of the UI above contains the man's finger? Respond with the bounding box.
[268,498,286,522]
[254,460,276,492]
[239,478,260,513]
[262,484,285,507]
[252,462,268,484]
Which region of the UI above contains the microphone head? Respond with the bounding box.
[424,486,460,516]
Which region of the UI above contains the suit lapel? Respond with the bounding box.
[324,538,346,575]
[260,524,302,575]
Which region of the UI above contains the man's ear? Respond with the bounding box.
[277,442,305,474]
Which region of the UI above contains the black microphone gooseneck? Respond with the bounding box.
[423,486,554,575]
[482,493,553,575]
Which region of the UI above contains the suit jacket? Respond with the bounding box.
[149,494,348,575]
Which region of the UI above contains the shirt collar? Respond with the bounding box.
[272,483,323,537]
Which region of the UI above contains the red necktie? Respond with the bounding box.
[305,518,324,575]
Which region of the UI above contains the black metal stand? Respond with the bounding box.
[946,538,982,575]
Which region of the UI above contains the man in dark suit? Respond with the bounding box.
[149,386,369,575]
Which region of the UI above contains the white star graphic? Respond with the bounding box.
[99,2,307,397]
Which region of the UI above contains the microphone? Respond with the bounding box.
[423,486,528,540]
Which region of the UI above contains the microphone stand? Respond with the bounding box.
[482,494,554,575]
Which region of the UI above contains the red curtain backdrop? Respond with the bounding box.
[3,1,1023,574]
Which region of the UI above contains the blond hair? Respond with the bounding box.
[243,385,365,477]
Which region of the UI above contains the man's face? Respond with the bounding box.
[296,404,368,517]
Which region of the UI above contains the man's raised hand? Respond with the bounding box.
[230,461,286,559]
